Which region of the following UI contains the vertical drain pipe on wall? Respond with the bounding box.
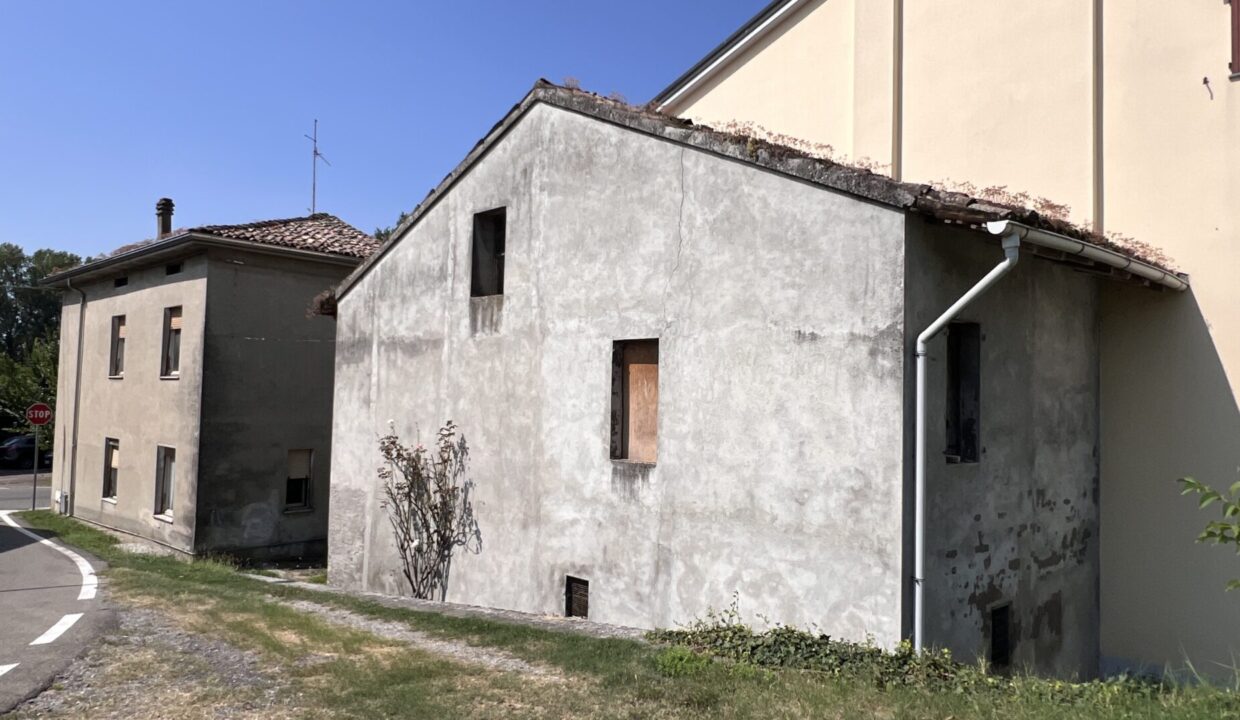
[913,233,1021,653]
[65,278,87,516]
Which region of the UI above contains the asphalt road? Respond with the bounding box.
[0,511,111,712]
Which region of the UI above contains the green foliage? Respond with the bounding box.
[0,243,79,442]
[648,595,1216,708]
[1179,477,1240,590]
[654,645,711,677]
[374,210,410,244]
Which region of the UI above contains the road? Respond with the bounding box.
[0,511,111,712]
[0,471,51,512]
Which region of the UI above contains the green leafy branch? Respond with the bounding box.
[1178,476,1240,592]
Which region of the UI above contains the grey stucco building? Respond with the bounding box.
[44,202,376,560]
[327,82,1184,677]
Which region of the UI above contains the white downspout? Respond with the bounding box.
[914,233,1022,653]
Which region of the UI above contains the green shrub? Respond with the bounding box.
[654,646,711,678]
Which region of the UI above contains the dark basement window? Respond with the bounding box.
[114,276,128,288]
[990,604,1012,671]
[166,262,182,275]
[565,576,589,618]
[945,322,980,464]
[470,207,506,297]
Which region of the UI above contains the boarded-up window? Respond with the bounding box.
[565,576,589,618]
[1231,0,1240,74]
[109,316,126,377]
[470,208,506,297]
[162,306,182,377]
[286,449,312,510]
[155,446,175,516]
[945,322,980,464]
[102,438,119,499]
[610,339,659,463]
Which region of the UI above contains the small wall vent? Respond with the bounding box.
[565,576,589,618]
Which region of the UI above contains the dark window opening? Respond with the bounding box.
[610,339,659,464]
[154,446,175,516]
[990,604,1012,670]
[109,315,126,377]
[166,262,182,275]
[470,208,506,297]
[114,276,128,288]
[102,438,119,499]
[286,449,312,510]
[945,322,980,464]
[161,306,182,377]
[565,576,589,618]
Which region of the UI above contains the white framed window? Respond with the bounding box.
[154,446,175,517]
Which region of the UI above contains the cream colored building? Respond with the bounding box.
[654,0,1240,675]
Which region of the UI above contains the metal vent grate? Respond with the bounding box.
[565,576,589,618]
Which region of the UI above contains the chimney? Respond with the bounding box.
[156,197,174,239]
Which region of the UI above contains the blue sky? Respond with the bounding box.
[0,1,766,257]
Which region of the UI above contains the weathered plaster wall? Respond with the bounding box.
[330,102,909,641]
[195,249,350,559]
[905,219,1100,678]
[52,254,208,553]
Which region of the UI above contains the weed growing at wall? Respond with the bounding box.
[379,421,481,600]
[649,596,1238,709]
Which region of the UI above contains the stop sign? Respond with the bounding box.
[25,402,53,426]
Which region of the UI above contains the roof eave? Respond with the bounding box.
[41,232,362,287]
[651,0,801,110]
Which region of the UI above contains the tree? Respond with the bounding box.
[0,243,79,358]
[0,243,79,444]
[374,210,410,244]
[379,421,481,600]
[1178,476,1240,591]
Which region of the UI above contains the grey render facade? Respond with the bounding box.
[327,84,1182,678]
[46,209,375,560]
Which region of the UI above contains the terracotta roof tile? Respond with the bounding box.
[191,213,378,258]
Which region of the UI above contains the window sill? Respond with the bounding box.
[102,497,118,505]
[611,459,656,467]
[1230,72,1240,82]
[153,512,174,524]
[160,374,180,381]
[108,375,123,380]
[283,506,313,515]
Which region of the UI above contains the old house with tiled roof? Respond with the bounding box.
[43,199,376,559]
[327,82,1184,679]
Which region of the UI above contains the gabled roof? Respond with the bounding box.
[190,213,378,259]
[42,213,376,287]
[337,80,1184,300]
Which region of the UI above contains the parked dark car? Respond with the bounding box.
[0,435,52,469]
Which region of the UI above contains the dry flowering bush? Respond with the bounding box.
[379,421,481,600]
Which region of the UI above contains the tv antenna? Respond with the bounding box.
[304,119,331,213]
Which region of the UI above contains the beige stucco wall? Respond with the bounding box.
[661,0,1240,674]
[52,254,208,552]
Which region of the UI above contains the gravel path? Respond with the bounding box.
[9,608,290,719]
[258,576,648,642]
[278,598,562,678]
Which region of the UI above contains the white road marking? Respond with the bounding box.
[30,614,82,646]
[0,663,16,678]
[0,511,97,600]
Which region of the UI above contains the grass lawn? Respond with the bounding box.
[14,510,1240,719]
